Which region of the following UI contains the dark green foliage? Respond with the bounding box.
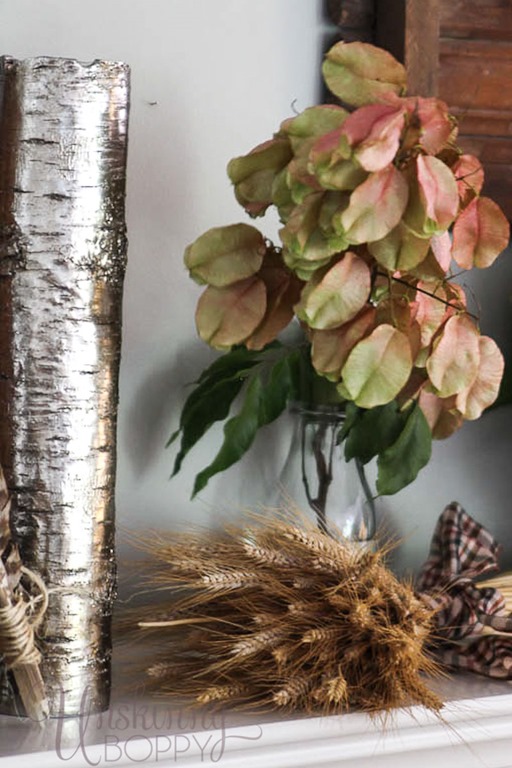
[170,343,303,497]
[342,401,432,496]
[170,343,432,498]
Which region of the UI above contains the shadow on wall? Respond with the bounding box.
[468,243,512,408]
[122,340,290,512]
[122,340,217,478]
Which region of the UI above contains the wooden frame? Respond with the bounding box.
[324,0,512,219]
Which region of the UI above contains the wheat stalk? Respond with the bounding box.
[130,508,442,715]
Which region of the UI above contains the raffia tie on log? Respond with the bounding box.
[0,466,49,721]
[0,592,43,668]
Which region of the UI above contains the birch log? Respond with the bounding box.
[0,57,130,716]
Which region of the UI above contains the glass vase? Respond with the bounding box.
[276,402,376,542]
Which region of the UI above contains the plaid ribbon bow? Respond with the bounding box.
[417,502,512,678]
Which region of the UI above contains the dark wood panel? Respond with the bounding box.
[452,109,512,137]
[473,163,512,219]
[405,0,440,96]
[456,135,512,164]
[439,39,512,111]
[374,0,406,63]
[325,0,375,40]
[323,0,407,60]
[440,0,512,41]
[323,2,512,220]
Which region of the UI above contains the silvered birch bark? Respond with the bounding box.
[0,57,130,716]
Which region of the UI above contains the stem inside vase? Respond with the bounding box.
[287,402,376,541]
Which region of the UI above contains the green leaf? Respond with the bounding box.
[192,375,265,497]
[452,154,484,206]
[310,306,376,381]
[228,137,293,217]
[451,196,510,270]
[171,375,246,476]
[376,404,432,495]
[414,97,454,155]
[338,400,361,442]
[191,349,301,497]
[281,105,349,144]
[337,165,409,245]
[177,368,250,432]
[295,252,371,330]
[279,193,341,265]
[341,325,412,408]
[426,314,480,397]
[170,353,261,465]
[403,156,459,238]
[195,346,265,386]
[258,350,302,424]
[169,347,264,473]
[228,137,292,185]
[455,335,504,420]
[368,222,430,272]
[308,130,367,191]
[342,102,406,172]
[416,155,459,233]
[322,41,406,108]
[272,168,295,222]
[285,145,321,205]
[344,401,407,464]
[244,257,303,351]
[195,277,267,350]
[184,223,266,287]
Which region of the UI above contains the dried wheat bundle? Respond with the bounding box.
[133,507,442,715]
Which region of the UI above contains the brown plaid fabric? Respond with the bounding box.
[417,502,512,678]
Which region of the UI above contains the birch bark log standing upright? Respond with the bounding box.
[0,57,130,716]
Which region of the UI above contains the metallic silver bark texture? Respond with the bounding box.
[0,56,130,716]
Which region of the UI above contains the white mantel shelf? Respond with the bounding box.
[1,675,512,767]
